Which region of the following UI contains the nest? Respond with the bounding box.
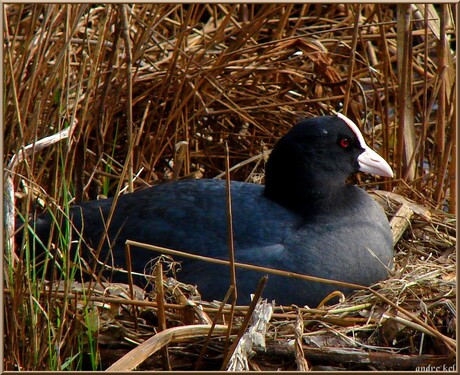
[15,192,453,371]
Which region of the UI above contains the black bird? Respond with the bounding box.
[17,114,394,306]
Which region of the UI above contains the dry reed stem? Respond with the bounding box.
[125,240,368,291]
[106,324,236,371]
[294,311,311,371]
[194,285,235,370]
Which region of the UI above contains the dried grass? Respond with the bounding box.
[3,4,456,371]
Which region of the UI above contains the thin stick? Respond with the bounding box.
[155,263,172,370]
[194,285,235,370]
[125,240,367,290]
[294,310,310,371]
[124,242,138,329]
[1,288,375,316]
[224,141,237,353]
[213,150,271,179]
[120,4,134,193]
[342,4,361,116]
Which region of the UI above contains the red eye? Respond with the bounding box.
[339,138,350,148]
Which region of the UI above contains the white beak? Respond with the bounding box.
[357,146,393,177]
[337,113,393,178]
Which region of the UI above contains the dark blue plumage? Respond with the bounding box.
[18,114,394,306]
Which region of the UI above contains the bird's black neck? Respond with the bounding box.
[264,175,349,217]
[263,141,351,217]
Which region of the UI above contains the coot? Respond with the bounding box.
[17,114,394,306]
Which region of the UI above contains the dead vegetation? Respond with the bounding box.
[3,4,456,371]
